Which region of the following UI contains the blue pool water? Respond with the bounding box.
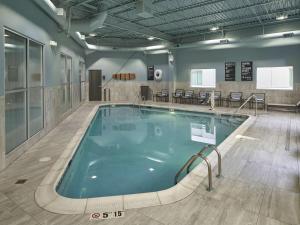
[56,105,246,198]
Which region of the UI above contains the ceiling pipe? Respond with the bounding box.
[32,0,300,52]
[83,29,300,52]
[71,12,107,33]
[33,0,106,48]
[169,30,300,50]
[84,42,171,52]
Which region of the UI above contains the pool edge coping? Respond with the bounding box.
[34,102,256,215]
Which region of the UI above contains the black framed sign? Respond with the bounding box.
[241,61,253,81]
[225,62,236,81]
[147,66,154,80]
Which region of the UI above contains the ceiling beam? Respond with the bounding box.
[142,0,282,27]
[162,7,300,34]
[82,3,97,10]
[173,15,300,40]
[99,0,136,14]
[134,0,225,22]
[104,15,173,41]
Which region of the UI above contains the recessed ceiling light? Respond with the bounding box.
[4,34,9,37]
[210,26,219,31]
[89,33,97,37]
[148,36,155,40]
[276,15,288,21]
[145,44,165,50]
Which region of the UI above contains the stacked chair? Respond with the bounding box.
[155,89,169,102]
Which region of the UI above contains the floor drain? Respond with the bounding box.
[15,179,27,184]
[39,157,52,162]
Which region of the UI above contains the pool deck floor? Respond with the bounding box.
[0,101,299,225]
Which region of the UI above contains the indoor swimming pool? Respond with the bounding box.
[56,105,247,198]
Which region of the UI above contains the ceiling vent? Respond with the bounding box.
[136,0,153,18]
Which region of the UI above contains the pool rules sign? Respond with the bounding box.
[241,61,253,81]
[90,211,125,220]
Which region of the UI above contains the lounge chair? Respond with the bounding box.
[172,89,184,103]
[155,89,169,102]
[251,93,265,110]
[196,92,209,105]
[209,91,222,106]
[181,90,194,104]
[229,92,243,107]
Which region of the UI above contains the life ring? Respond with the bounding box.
[154,126,162,136]
[154,69,163,81]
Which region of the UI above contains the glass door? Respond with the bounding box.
[4,30,44,153]
[4,30,27,153]
[28,40,43,137]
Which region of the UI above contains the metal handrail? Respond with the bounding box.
[103,88,111,101]
[235,94,257,116]
[187,145,222,178]
[135,92,146,106]
[174,145,222,191]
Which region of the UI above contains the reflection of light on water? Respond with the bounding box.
[146,156,164,163]
[91,175,97,179]
[191,121,216,145]
[169,108,175,114]
[149,168,155,172]
[88,160,97,167]
[80,187,87,197]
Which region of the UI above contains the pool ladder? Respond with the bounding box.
[174,145,222,191]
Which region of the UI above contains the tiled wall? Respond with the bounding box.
[101,79,300,104]
[44,84,83,131]
[0,84,87,170]
[103,80,173,102]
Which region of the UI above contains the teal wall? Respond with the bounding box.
[86,51,172,81]
[175,45,300,83]
[86,51,147,81]
[0,0,85,96]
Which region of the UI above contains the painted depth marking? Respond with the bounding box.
[89,211,125,220]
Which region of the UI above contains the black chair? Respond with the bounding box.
[209,91,222,106]
[196,92,209,105]
[251,93,266,110]
[155,89,169,102]
[172,89,184,103]
[181,90,194,104]
[229,92,243,107]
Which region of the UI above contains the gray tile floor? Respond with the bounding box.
[0,102,299,225]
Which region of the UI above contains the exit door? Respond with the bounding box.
[89,70,102,101]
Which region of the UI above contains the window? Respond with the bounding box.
[4,30,44,153]
[257,67,293,90]
[190,69,216,88]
